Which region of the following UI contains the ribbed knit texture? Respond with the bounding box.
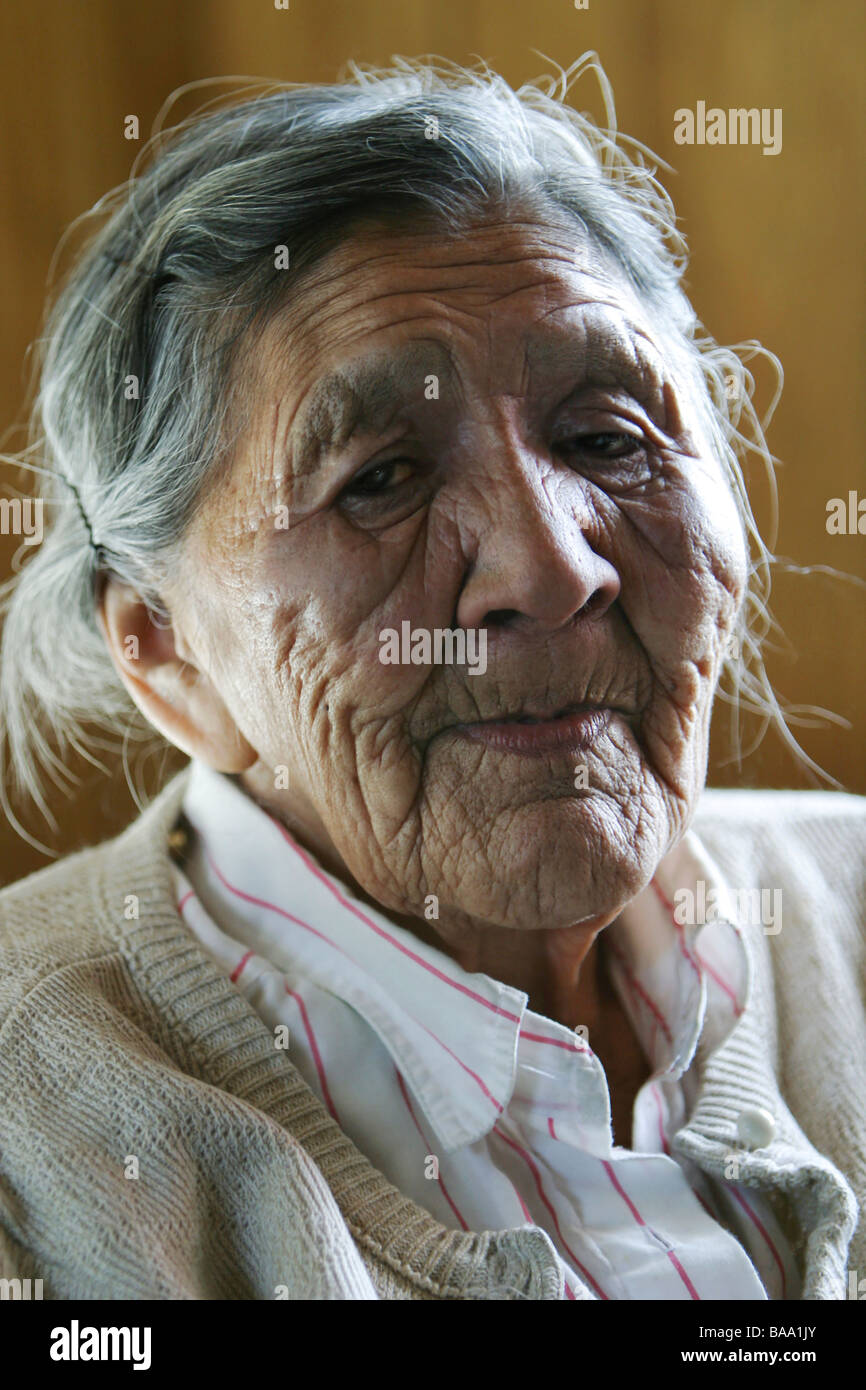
[0,768,862,1299]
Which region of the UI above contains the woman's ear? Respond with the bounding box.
[96,575,257,772]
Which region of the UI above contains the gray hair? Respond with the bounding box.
[0,52,829,850]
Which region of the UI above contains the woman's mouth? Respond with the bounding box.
[451,705,612,755]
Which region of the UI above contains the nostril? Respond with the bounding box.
[581,591,608,618]
[483,608,520,629]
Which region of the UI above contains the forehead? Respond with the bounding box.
[254,214,659,381]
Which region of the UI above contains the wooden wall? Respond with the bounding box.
[0,0,863,881]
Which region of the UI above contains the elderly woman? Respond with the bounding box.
[0,56,863,1304]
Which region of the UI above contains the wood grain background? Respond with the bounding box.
[0,0,863,883]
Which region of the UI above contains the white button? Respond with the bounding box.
[736,1106,776,1149]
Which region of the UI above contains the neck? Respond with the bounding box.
[238,763,616,1032]
[312,866,615,1033]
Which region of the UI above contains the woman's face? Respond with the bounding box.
[169,214,748,935]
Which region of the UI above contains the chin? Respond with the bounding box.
[428,793,666,933]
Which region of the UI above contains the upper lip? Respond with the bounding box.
[456,701,612,726]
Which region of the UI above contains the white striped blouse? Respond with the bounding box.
[170,759,801,1300]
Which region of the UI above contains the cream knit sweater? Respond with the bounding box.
[0,767,863,1300]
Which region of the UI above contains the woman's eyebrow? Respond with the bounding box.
[289,340,456,477]
[523,320,669,403]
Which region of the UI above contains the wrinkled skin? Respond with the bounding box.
[101,214,748,1051]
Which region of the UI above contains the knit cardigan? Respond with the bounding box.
[0,767,863,1300]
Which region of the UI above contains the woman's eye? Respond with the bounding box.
[344,458,415,497]
[559,431,646,459]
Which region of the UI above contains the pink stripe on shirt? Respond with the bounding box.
[606,935,673,1044]
[231,949,254,984]
[728,1185,787,1298]
[493,1123,609,1300]
[602,1160,701,1300]
[651,878,743,1016]
[394,1067,468,1232]
[284,984,341,1125]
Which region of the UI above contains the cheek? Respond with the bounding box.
[685,453,750,596]
[260,506,476,743]
[227,551,431,804]
[616,463,748,668]
[606,467,747,799]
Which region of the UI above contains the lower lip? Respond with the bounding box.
[453,708,612,754]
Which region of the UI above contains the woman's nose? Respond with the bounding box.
[454,464,621,636]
